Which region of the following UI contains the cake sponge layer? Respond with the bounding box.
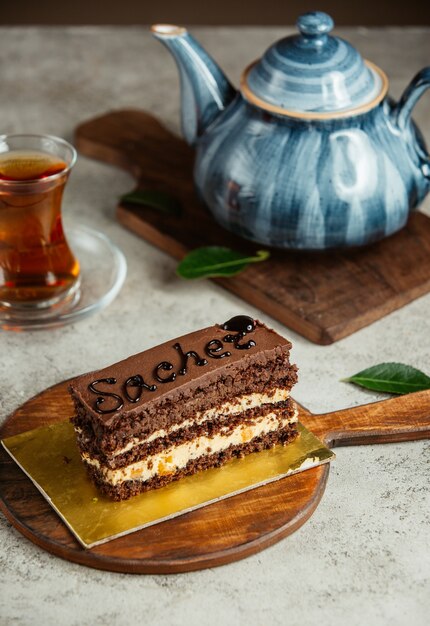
[73,389,293,467]
[86,423,299,501]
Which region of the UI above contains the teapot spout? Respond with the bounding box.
[151,25,236,146]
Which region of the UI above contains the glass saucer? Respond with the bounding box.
[0,224,127,331]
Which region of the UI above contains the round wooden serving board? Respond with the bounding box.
[0,383,429,574]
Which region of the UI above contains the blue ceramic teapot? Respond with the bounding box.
[152,13,430,249]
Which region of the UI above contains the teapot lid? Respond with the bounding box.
[242,12,388,118]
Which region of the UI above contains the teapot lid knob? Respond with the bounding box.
[296,11,334,38]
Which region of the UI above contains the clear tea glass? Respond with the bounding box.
[0,134,80,316]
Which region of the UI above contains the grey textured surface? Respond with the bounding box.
[0,27,429,626]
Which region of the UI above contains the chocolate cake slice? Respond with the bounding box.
[69,316,299,500]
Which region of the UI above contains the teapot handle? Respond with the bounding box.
[394,67,430,179]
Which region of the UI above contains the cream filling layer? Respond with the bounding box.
[82,407,298,487]
[107,388,290,458]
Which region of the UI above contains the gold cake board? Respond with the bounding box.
[2,420,333,548]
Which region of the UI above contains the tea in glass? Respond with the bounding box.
[0,135,80,311]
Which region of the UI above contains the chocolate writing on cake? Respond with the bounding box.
[88,316,257,414]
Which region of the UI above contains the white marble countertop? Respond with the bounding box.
[0,26,429,626]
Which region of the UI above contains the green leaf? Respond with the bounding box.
[343,362,430,395]
[176,247,270,280]
[120,190,181,216]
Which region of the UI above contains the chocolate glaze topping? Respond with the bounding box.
[88,379,124,414]
[70,317,292,423]
[124,375,157,403]
[154,361,176,384]
[222,315,256,350]
[173,342,208,375]
[222,315,255,334]
[205,339,231,359]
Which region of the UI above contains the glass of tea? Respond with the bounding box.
[0,134,80,318]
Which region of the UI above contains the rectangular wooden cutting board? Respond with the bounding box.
[75,109,430,345]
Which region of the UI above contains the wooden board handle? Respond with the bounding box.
[303,390,430,447]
